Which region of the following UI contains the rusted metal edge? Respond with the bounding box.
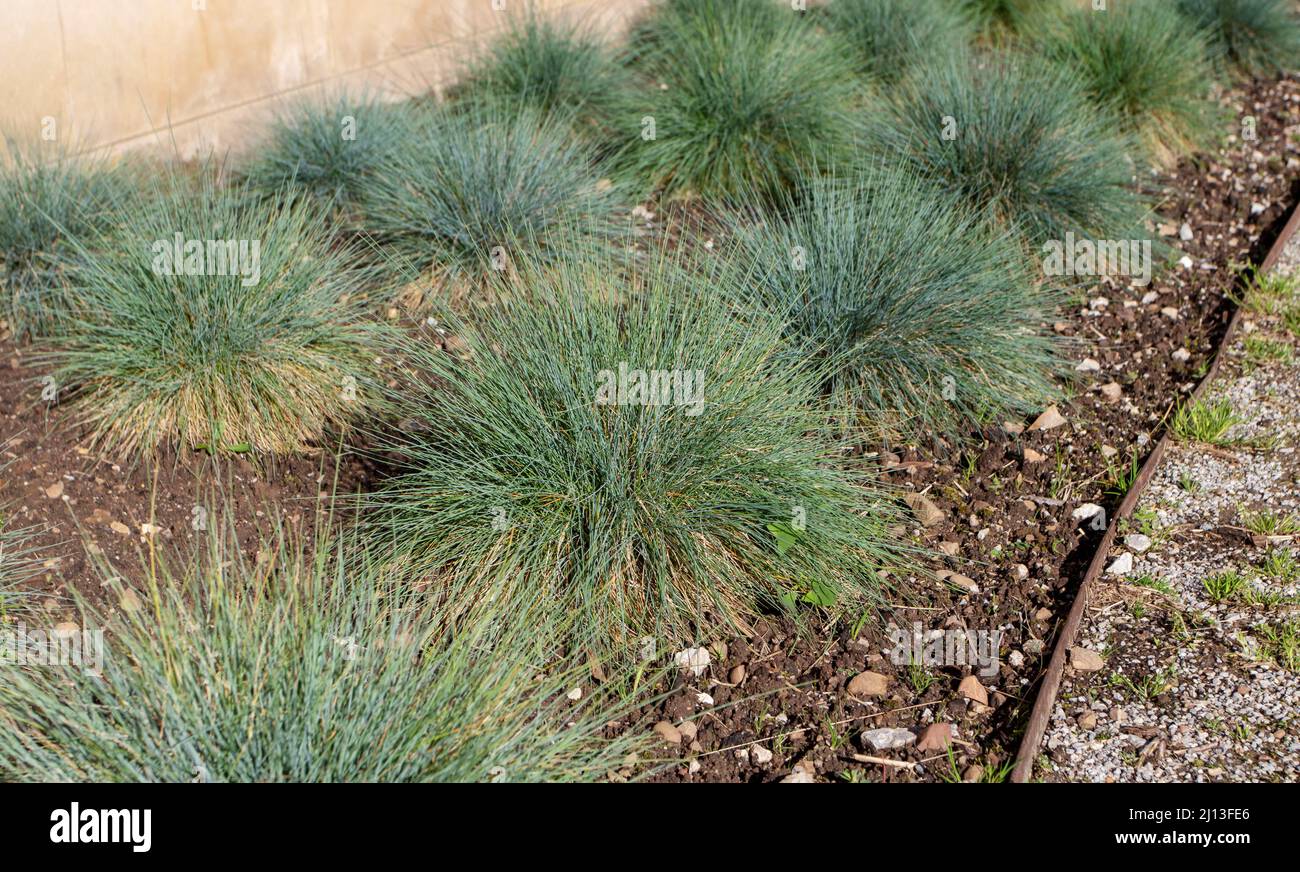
[1010,202,1300,784]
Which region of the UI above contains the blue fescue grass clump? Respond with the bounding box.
[367,246,908,653]
[0,137,138,338]
[615,0,862,199]
[0,526,636,782]
[950,0,1063,35]
[865,51,1151,248]
[1175,0,1300,77]
[241,92,416,216]
[822,0,975,86]
[0,511,38,619]
[44,169,388,458]
[359,104,620,298]
[1034,0,1216,163]
[448,10,632,139]
[727,171,1061,439]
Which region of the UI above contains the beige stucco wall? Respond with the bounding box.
[0,0,649,159]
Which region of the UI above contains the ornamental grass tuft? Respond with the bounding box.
[727,170,1061,439]
[367,245,908,654]
[1175,0,1300,77]
[44,170,386,458]
[951,0,1063,36]
[865,51,1151,249]
[0,136,138,338]
[359,104,620,299]
[1034,0,1216,163]
[448,9,632,140]
[616,0,861,199]
[0,525,635,782]
[242,92,416,216]
[823,0,975,86]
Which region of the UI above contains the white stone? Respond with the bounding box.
[860,728,915,751]
[673,647,711,677]
[1124,533,1152,553]
[1106,552,1134,575]
[1072,503,1105,521]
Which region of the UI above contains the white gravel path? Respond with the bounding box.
[1044,233,1300,783]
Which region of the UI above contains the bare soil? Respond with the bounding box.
[0,347,373,618]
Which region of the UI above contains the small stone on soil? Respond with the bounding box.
[860,727,915,751]
[902,493,945,527]
[781,759,817,783]
[1123,533,1152,553]
[1106,552,1134,575]
[847,670,889,698]
[1028,406,1067,431]
[958,675,989,706]
[1072,503,1105,522]
[673,647,711,677]
[653,721,682,744]
[916,723,954,752]
[1068,647,1105,672]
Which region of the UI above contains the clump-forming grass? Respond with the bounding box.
[1034,0,1216,163]
[1203,568,1248,602]
[449,10,631,140]
[1175,0,1300,77]
[1239,507,1300,536]
[1170,397,1243,445]
[617,0,861,199]
[242,92,416,216]
[822,0,974,86]
[45,171,385,458]
[1254,619,1299,671]
[0,137,137,338]
[368,248,907,654]
[0,527,634,782]
[1242,334,1293,370]
[0,510,38,619]
[1236,266,1300,333]
[360,104,619,299]
[727,172,1060,439]
[865,52,1150,249]
[953,0,1062,36]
